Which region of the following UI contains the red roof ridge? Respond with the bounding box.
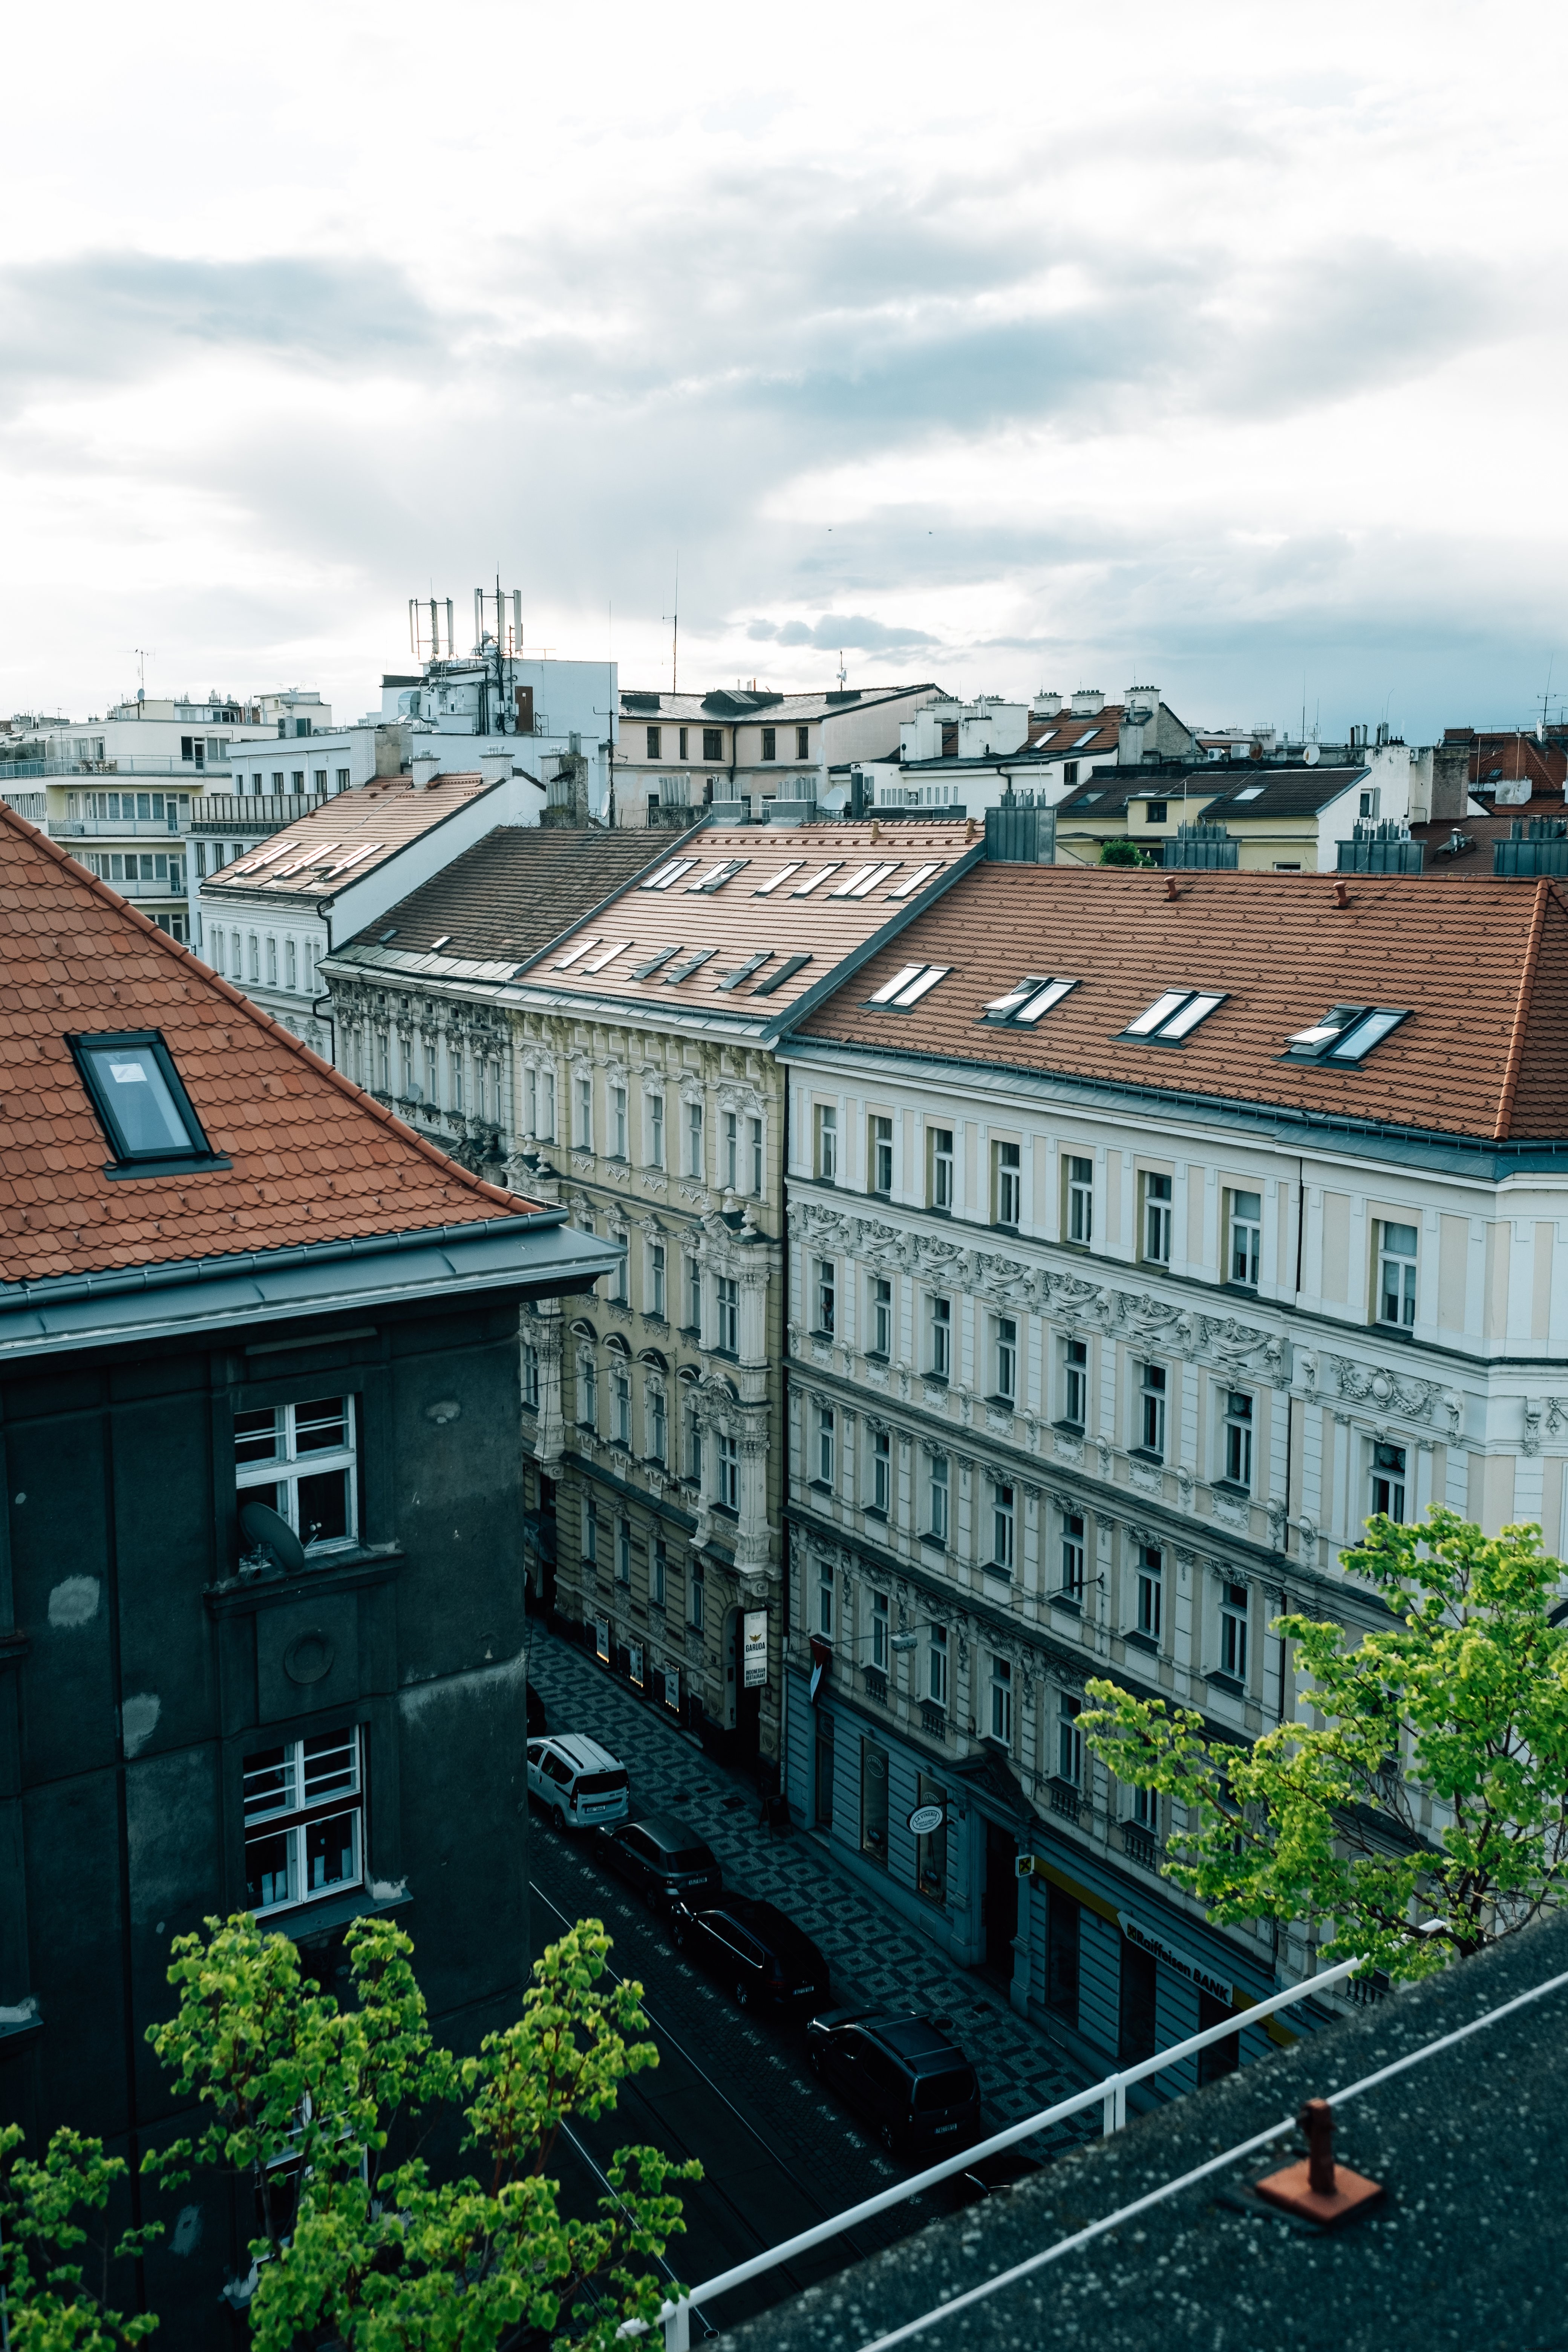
[1494,876,1549,1142]
[0,799,532,1222]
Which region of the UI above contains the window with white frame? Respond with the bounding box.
[1372,1439,1408,1522]
[401,1037,415,1096]
[870,1276,892,1358]
[1060,1511,1086,1602]
[927,1623,948,1706]
[690,1554,705,1632]
[815,1102,838,1182]
[649,1386,668,1465]
[1378,1220,1418,1329]
[928,1125,954,1211]
[926,1453,949,1543]
[649,1241,666,1320]
[611,1083,628,1159]
[814,1258,836,1337]
[575,1073,593,1150]
[686,1255,702,1334]
[1222,1389,1254,1488]
[870,1589,890,1673]
[684,1399,702,1481]
[1135,1543,1163,1642]
[648,1091,665,1169]
[617,1516,632,1583]
[716,1275,740,1354]
[715,1432,739,1512]
[686,1096,704,1180]
[870,1428,891,1515]
[993,1315,1018,1403]
[992,1139,1022,1227]
[1057,1695,1082,1786]
[651,1536,667,1609]
[749,1115,763,1197]
[989,1655,1013,1747]
[815,1405,835,1487]
[612,1367,631,1447]
[1131,1781,1158,1831]
[609,1233,629,1305]
[1219,1581,1248,1681]
[991,1480,1016,1573]
[929,1294,952,1380]
[1067,1154,1093,1244]
[522,1341,540,1411]
[1228,1188,1262,1286]
[243,1726,362,1916]
[1061,1335,1088,1428]
[816,1558,834,1639]
[537,1067,554,1139]
[1141,1171,1173,1265]
[1138,1362,1167,1459]
[579,1355,597,1429]
[286,939,297,991]
[235,1396,357,1549]
[869,1115,893,1196]
[424,1041,437,1103]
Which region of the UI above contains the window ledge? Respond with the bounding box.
[985,1393,1017,1412]
[1052,1416,1086,1436]
[865,1350,890,1366]
[919,1533,947,1552]
[1123,1629,1160,1656]
[206,1541,401,1616]
[1051,1593,1082,1614]
[864,1506,889,1523]
[1212,1479,1251,1499]
[1208,1671,1245,1696]
[809,1328,836,1344]
[712,1504,739,1523]
[270,1880,412,1948]
[1128,1447,1165,1465]
[1374,1323,1417,1342]
[807,1479,834,1497]
[982,1563,1013,1582]
[924,1372,948,1387]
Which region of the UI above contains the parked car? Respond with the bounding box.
[668,1893,830,2013]
[807,2009,982,2158]
[526,1733,630,1831]
[593,1813,722,1913]
[527,1682,547,1737]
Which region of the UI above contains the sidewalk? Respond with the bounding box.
[525,1625,1099,2136]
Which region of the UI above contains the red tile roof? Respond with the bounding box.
[0,804,534,1287]
[202,769,505,903]
[1409,794,1568,877]
[796,866,1568,1144]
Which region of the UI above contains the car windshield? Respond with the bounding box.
[575,1771,628,1796]
[665,1848,715,1873]
[913,2067,976,2111]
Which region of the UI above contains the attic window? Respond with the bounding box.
[753,862,804,894]
[1072,729,1100,749]
[790,864,844,896]
[579,940,631,972]
[1283,1004,1409,1063]
[70,1031,230,1179]
[750,951,812,997]
[428,934,452,951]
[828,861,902,898]
[687,858,750,893]
[629,944,680,978]
[1122,988,1227,1044]
[886,861,942,898]
[640,856,697,890]
[715,951,772,991]
[662,947,717,985]
[554,936,602,969]
[982,975,1077,1026]
[867,962,952,1011]
[325,843,383,875]
[1233,786,1264,801]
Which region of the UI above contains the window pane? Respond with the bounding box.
[234,1407,281,1464]
[297,1467,350,1545]
[243,1743,294,1822]
[303,1728,357,1804]
[245,1825,294,1911]
[293,1398,349,1454]
[82,1042,191,1154]
[303,1807,360,1894]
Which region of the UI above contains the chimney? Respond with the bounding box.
[1430,741,1470,822]
[411,754,440,793]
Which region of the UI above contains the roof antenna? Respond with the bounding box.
[1540,655,1555,741]
[837,649,847,690]
[663,553,679,694]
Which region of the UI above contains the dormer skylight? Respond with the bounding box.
[1283,1004,1409,1062]
[273,843,340,876]
[982,975,1077,1026]
[829,861,902,898]
[753,862,804,895]
[1122,987,1227,1043]
[886,861,942,898]
[867,962,952,1010]
[687,858,750,893]
[640,856,697,890]
[790,864,843,896]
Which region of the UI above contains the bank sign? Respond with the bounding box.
[742,1610,768,1687]
[1118,1912,1235,2008]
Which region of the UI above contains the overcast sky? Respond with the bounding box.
[3,0,1561,741]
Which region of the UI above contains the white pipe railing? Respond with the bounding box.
[631,1951,1364,2349]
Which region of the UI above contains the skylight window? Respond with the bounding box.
[716,951,773,991]
[1073,728,1101,748]
[753,862,804,895]
[790,864,844,896]
[630,944,680,978]
[69,1031,228,1177]
[640,856,697,890]
[687,858,750,893]
[982,975,1077,1025]
[662,947,717,984]
[579,940,631,972]
[1122,988,1227,1044]
[1283,1004,1409,1063]
[428,934,452,952]
[1233,786,1264,801]
[554,936,602,969]
[273,843,340,876]
[885,861,942,898]
[868,962,952,1010]
[325,843,383,876]
[233,839,303,875]
[828,861,902,898]
[750,952,812,997]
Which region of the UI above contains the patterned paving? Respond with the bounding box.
[527,1625,1101,2140]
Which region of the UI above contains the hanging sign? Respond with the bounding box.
[742,1609,769,1687]
[907,1803,946,1836]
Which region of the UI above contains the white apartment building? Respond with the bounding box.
[614,683,947,828]
[778,860,1568,2082]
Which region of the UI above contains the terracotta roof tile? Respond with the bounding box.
[202,769,505,903]
[0,804,535,1288]
[797,866,1568,1144]
[335,825,688,968]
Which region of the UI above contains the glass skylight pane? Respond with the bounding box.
[869,963,926,1005]
[893,964,951,1007]
[329,843,383,873]
[830,861,900,898]
[1285,1023,1343,1048]
[1330,1009,1404,1061]
[1159,991,1225,1039]
[662,947,716,984]
[716,952,772,992]
[1073,729,1100,748]
[1125,989,1191,1035]
[1015,977,1076,1023]
[640,857,697,890]
[791,864,844,895]
[983,978,1046,1017]
[554,936,601,968]
[688,858,750,893]
[885,861,942,898]
[1233,786,1264,801]
[630,945,680,978]
[275,844,337,875]
[753,862,804,894]
[750,951,812,997]
[580,940,631,972]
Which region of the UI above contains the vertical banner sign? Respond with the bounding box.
[742,1609,769,1687]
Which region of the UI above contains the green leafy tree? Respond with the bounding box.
[1098,838,1153,867]
[144,1912,698,2352]
[0,2123,161,2350]
[1080,1509,1568,1980]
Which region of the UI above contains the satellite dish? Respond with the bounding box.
[1303,743,1321,766]
[239,1500,307,1576]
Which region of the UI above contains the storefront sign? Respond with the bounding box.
[742,1609,769,1687]
[1117,1912,1235,2008]
[907,1803,946,1836]
[662,1664,681,1713]
[594,1618,610,1664]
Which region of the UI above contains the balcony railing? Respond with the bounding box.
[1119,1819,1162,1871]
[862,1666,888,1705]
[1048,1777,1083,1824]
[919,1701,947,1738]
[191,792,332,828]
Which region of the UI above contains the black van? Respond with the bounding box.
[594,1812,722,1913]
[807,2009,982,2157]
[668,1893,830,2014]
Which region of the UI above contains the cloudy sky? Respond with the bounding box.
[3,0,1562,740]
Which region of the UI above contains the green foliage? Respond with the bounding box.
[143,1913,698,2352]
[1097,838,1153,867]
[0,2122,160,2350]
[1080,1509,1568,1979]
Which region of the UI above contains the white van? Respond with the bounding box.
[527,1733,631,1831]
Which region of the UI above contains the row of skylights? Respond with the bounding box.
[1283,1003,1409,1061]
[641,854,946,900]
[867,962,952,1009]
[982,975,1077,1026]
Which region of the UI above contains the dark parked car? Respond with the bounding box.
[669,1893,830,2013]
[807,2009,982,2157]
[594,1813,722,1913]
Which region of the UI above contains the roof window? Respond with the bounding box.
[982,975,1077,1026]
[715,951,773,992]
[554,935,602,969]
[867,962,952,1010]
[325,843,383,876]
[1232,786,1264,801]
[1072,728,1100,749]
[639,856,697,890]
[790,864,844,896]
[579,940,631,973]
[687,857,750,893]
[1122,987,1227,1044]
[629,944,680,978]
[886,861,942,899]
[69,1031,230,1179]
[829,861,902,898]
[1283,1004,1409,1063]
[753,862,804,895]
[750,951,812,997]
[233,838,303,875]
[662,947,717,985]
